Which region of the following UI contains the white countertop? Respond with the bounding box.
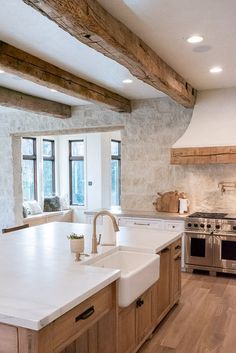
[0,222,182,331]
[84,207,188,221]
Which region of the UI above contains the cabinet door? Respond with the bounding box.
[152,247,171,324]
[136,289,152,346]
[118,304,136,353]
[0,324,18,353]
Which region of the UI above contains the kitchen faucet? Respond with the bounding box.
[92,210,119,253]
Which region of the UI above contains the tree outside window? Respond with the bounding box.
[22,137,37,201]
[111,140,121,206]
[69,140,85,206]
[43,139,55,197]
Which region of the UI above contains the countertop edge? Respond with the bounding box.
[0,270,120,331]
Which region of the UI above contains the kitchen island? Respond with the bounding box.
[0,222,183,353]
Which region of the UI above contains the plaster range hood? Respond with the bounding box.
[171,88,236,164]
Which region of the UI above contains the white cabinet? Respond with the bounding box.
[163,220,184,232]
[118,217,163,230]
[118,217,185,269]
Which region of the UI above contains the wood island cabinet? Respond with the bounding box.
[0,282,117,353]
[118,238,182,353]
[0,238,182,353]
[152,246,171,325]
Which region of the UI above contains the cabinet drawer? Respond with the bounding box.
[163,221,184,232]
[173,238,182,256]
[119,218,163,230]
[52,284,113,351]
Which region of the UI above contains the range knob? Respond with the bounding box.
[194,223,198,228]
[188,223,192,227]
[207,224,211,228]
[200,223,204,228]
[216,225,220,230]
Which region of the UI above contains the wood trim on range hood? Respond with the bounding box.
[171,88,236,165]
[171,146,236,165]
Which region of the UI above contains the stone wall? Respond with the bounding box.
[0,106,126,229]
[1,96,236,229]
[121,98,236,213]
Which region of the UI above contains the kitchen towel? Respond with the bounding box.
[101,215,116,245]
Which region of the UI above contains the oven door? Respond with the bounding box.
[185,232,213,266]
[214,235,236,270]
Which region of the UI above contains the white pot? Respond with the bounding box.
[70,238,84,254]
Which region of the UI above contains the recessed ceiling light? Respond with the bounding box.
[187,35,204,44]
[50,88,58,92]
[0,69,5,74]
[122,79,133,84]
[209,66,223,73]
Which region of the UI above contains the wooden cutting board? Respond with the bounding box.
[153,191,184,213]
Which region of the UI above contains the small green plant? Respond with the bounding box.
[67,233,84,240]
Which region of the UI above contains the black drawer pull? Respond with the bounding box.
[75,306,95,322]
[136,298,144,308]
[161,247,170,253]
[175,256,181,261]
[175,245,181,250]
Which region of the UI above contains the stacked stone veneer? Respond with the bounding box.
[0,105,126,229]
[1,97,236,229]
[122,99,236,213]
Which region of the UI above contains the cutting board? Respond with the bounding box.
[153,191,184,213]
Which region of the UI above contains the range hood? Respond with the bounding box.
[171,88,236,164]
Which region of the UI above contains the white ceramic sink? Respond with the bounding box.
[88,250,160,307]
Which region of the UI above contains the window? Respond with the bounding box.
[43,139,55,197]
[22,137,37,201]
[69,140,85,206]
[111,140,121,206]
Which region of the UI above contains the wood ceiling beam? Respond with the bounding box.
[23,0,197,108]
[0,41,131,113]
[0,86,71,119]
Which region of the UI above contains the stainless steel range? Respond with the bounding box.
[185,212,236,275]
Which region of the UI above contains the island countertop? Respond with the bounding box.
[0,222,182,331]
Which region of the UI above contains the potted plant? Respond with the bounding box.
[67,233,84,256]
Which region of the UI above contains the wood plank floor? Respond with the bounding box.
[138,272,236,353]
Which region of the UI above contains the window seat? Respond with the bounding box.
[23,209,73,227]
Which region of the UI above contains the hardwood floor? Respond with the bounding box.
[138,272,236,353]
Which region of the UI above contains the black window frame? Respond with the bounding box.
[111,139,121,206]
[22,137,37,200]
[69,139,85,206]
[43,139,56,197]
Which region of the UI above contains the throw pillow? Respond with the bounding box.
[22,205,28,218]
[27,200,43,215]
[44,196,61,212]
[23,201,32,216]
[59,195,70,210]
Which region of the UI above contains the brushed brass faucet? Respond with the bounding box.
[92,210,119,254]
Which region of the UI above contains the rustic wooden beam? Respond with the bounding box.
[171,146,236,165]
[23,0,197,108]
[0,86,71,118]
[0,41,131,113]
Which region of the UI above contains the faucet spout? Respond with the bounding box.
[91,210,119,254]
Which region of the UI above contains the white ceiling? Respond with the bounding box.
[0,0,164,107]
[98,0,236,90]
